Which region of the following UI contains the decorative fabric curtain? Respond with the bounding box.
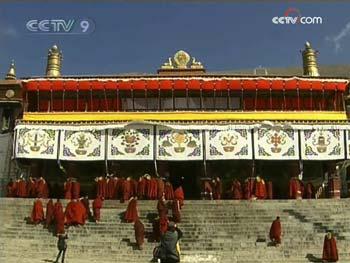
[253,128,299,160]
[205,126,253,160]
[156,127,203,160]
[59,130,106,161]
[300,129,345,160]
[107,125,154,160]
[15,125,59,159]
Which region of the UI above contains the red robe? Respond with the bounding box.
[27,179,36,198]
[305,182,314,199]
[36,179,49,198]
[244,178,255,200]
[149,178,158,200]
[71,181,80,200]
[213,180,222,200]
[125,198,138,223]
[157,178,165,199]
[6,181,14,197]
[97,178,107,199]
[122,180,132,202]
[53,201,65,234]
[322,236,338,262]
[269,219,282,244]
[131,179,138,198]
[64,181,72,200]
[31,199,44,224]
[92,197,103,221]
[289,178,302,199]
[134,219,145,248]
[65,200,86,225]
[115,178,124,200]
[81,198,92,218]
[16,180,27,198]
[157,199,168,217]
[11,181,18,197]
[137,178,146,199]
[45,199,55,226]
[159,215,168,235]
[231,180,242,200]
[172,199,181,223]
[255,180,267,199]
[106,178,116,199]
[267,181,273,200]
[174,187,184,208]
[145,179,151,199]
[164,182,174,200]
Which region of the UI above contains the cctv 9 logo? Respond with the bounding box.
[26,18,95,34]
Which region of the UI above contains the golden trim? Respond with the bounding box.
[22,111,348,122]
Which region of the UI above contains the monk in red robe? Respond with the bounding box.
[269,216,282,246]
[244,177,255,200]
[137,176,146,199]
[202,178,213,200]
[125,197,138,223]
[27,177,36,198]
[53,199,65,235]
[96,176,107,199]
[122,177,132,203]
[322,232,338,262]
[157,178,165,199]
[31,198,44,224]
[164,181,174,200]
[289,177,302,199]
[254,176,267,199]
[71,179,80,200]
[267,181,273,199]
[172,199,181,223]
[157,195,168,217]
[64,178,72,200]
[231,179,242,200]
[92,196,104,223]
[134,219,145,250]
[65,199,86,226]
[149,177,158,200]
[174,186,184,208]
[213,177,222,200]
[106,176,116,199]
[45,199,55,227]
[131,178,139,198]
[145,174,151,199]
[16,178,27,198]
[305,182,314,199]
[36,177,49,198]
[159,214,168,236]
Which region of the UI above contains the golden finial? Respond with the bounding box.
[5,60,16,80]
[302,41,320,76]
[173,50,190,69]
[46,44,62,77]
[190,57,204,69]
[161,57,174,69]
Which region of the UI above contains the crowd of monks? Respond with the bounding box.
[6,177,49,198]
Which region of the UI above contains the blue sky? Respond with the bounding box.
[0,2,350,77]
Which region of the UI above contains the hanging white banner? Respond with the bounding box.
[301,129,345,160]
[156,127,203,161]
[59,130,106,161]
[254,128,299,160]
[107,125,154,160]
[15,125,59,159]
[205,127,253,160]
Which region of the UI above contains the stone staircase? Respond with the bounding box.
[1,198,350,263]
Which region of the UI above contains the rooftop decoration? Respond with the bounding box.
[5,60,16,80]
[302,41,320,77]
[46,45,62,77]
[159,50,205,74]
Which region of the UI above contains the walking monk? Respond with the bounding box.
[125,197,138,223]
[322,232,338,262]
[92,196,104,223]
[174,186,184,209]
[134,219,145,250]
[31,198,44,224]
[269,216,282,246]
[157,195,168,217]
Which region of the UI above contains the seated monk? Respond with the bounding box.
[124,197,138,223]
[164,181,174,200]
[45,199,55,227]
[322,232,338,262]
[269,216,282,246]
[172,199,181,223]
[305,182,314,199]
[31,198,44,224]
[231,179,242,200]
[92,196,104,223]
[174,186,184,208]
[157,195,168,218]
[254,175,267,199]
[53,199,65,235]
[134,219,145,250]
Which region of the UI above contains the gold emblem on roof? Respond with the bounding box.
[160,50,204,70]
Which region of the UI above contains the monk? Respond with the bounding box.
[213,177,222,200]
[106,176,116,199]
[134,219,145,250]
[65,199,86,226]
[267,181,273,200]
[244,177,255,200]
[45,199,55,227]
[131,178,138,198]
[305,182,314,199]
[145,174,151,199]
[53,199,65,235]
[81,196,92,220]
[289,176,302,199]
[164,181,174,200]
[157,195,168,217]
[31,198,44,224]
[92,196,104,223]
[254,176,267,199]
[269,216,282,246]
[71,179,80,200]
[122,177,132,203]
[64,178,72,200]
[157,177,165,199]
[202,178,213,200]
[27,177,36,198]
[36,177,49,198]
[124,197,138,223]
[231,179,242,200]
[137,176,146,199]
[149,177,158,200]
[16,178,27,198]
[159,214,168,236]
[322,232,338,262]
[172,199,181,223]
[115,177,124,200]
[96,176,107,199]
[174,186,184,208]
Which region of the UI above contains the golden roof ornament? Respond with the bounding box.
[5,60,16,80]
[46,44,62,77]
[190,57,204,69]
[302,41,320,76]
[159,50,205,74]
[161,57,174,69]
[174,50,191,69]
